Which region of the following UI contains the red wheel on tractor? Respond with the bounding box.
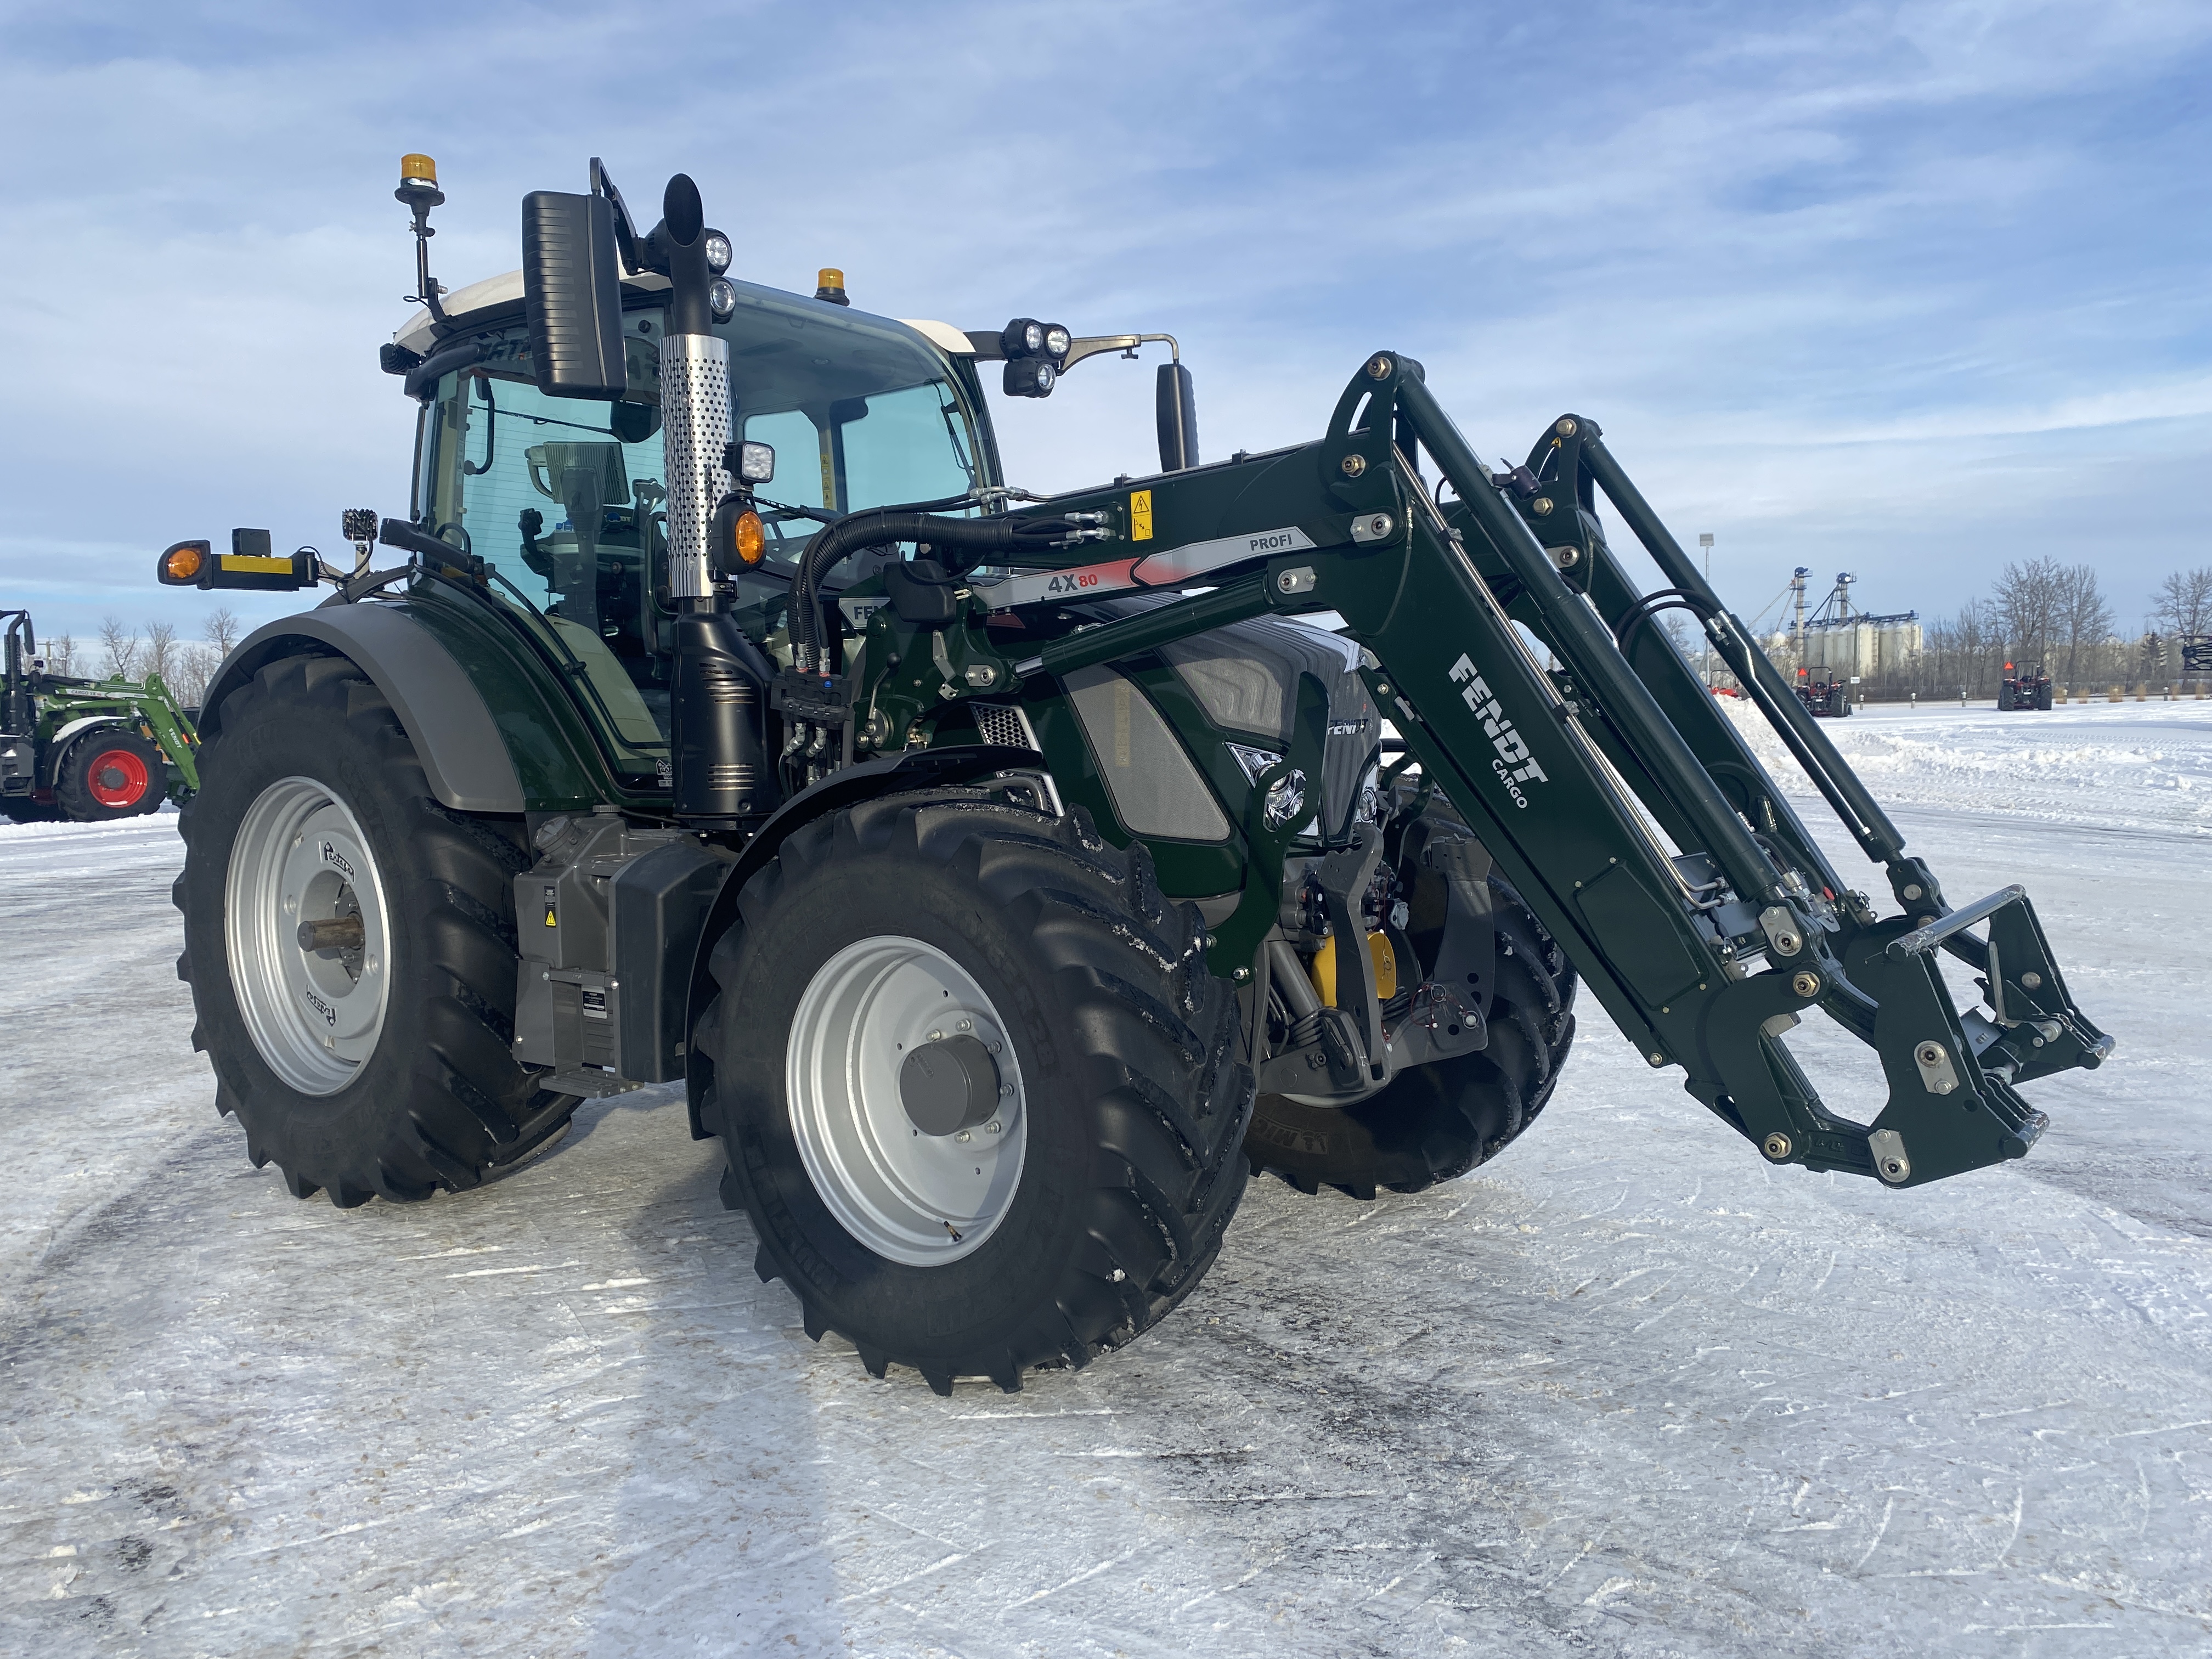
[55,730,167,821]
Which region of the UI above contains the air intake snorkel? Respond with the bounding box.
[646,174,776,827]
[653,175,729,606]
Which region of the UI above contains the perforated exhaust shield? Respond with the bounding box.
[661,332,731,600]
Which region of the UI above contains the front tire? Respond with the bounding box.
[176,653,577,1205]
[697,793,1255,1393]
[1244,873,1578,1200]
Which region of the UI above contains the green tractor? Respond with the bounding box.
[2,610,201,822]
[167,156,2112,1393]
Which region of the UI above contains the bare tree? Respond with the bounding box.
[2056,565,2113,689]
[1992,557,2062,672]
[2153,567,2212,641]
[144,619,179,685]
[172,645,219,707]
[99,616,139,681]
[45,633,76,677]
[1925,597,1999,697]
[205,605,242,657]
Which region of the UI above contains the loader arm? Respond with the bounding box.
[965,351,2111,1188]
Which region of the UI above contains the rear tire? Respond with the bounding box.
[1244,872,1578,1200]
[56,729,166,820]
[696,793,1254,1393]
[175,653,577,1205]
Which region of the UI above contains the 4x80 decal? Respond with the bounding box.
[1448,654,1549,810]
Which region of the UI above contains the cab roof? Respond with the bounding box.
[392,271,974,363]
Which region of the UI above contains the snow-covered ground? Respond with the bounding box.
[3,701,2208,1658]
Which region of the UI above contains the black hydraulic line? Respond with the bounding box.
[1395,376,1790,909]
[1577,433,1909,866]
[789,510,1078,665]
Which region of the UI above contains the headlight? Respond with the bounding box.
[1262,769,1308,831]
[1042,324,1070,358]
[708,278,738,321]
[1003,359,1056,398]
[703,230,733,273]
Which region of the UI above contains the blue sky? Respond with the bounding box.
[2,0,2206,650]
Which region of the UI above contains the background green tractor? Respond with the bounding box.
[167,156,2108,1395]
[1,610,201,822]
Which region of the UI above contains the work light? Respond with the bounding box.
[1003,359,1056,398]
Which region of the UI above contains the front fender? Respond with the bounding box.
[41,716,132,785]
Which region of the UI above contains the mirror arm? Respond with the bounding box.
[1058,332,1180,373]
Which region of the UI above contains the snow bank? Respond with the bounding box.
[1722,697,2212,838]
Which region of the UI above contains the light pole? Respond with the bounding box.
[1697,533,1715,688]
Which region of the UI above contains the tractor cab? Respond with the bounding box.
[404,275,997,772]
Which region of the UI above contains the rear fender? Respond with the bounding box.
[201,604,527,813]
[682,745,1043,1138]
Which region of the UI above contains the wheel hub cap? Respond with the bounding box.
[225,777,392,1095]
[786,935,1028,1266]
[87,748,148,808]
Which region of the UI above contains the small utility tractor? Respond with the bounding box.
[1997,662,2054,711]
[1,610,200,822]
[165,157,2112,1393]
[1793,666,1852,718]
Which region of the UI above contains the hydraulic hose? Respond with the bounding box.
[790,510,1074,668]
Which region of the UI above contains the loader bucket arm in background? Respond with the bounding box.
[997,352,2111,1189]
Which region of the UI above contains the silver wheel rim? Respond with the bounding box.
[225,776,392,1096]
[786,935,1028,1266]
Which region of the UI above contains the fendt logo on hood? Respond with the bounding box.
[1448,654,1550,809]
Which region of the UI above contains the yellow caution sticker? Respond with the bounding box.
[1130,489,1153,541]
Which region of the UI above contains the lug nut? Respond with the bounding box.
[1341,453,1367,477]
[1791,970,1820,998]
[1763,1133,1792,1160]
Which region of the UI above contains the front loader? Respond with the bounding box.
[166,157,2111,1394]
[2,610,201,821]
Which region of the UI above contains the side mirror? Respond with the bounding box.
[1156,362,1199,471]
[157,529,314,591]
[522,191,628,400]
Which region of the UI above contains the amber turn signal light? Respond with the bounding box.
[732,509,765,567]
[157,540,211,585]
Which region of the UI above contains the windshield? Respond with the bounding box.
[416,285,986,764]
[720,283,980,557]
